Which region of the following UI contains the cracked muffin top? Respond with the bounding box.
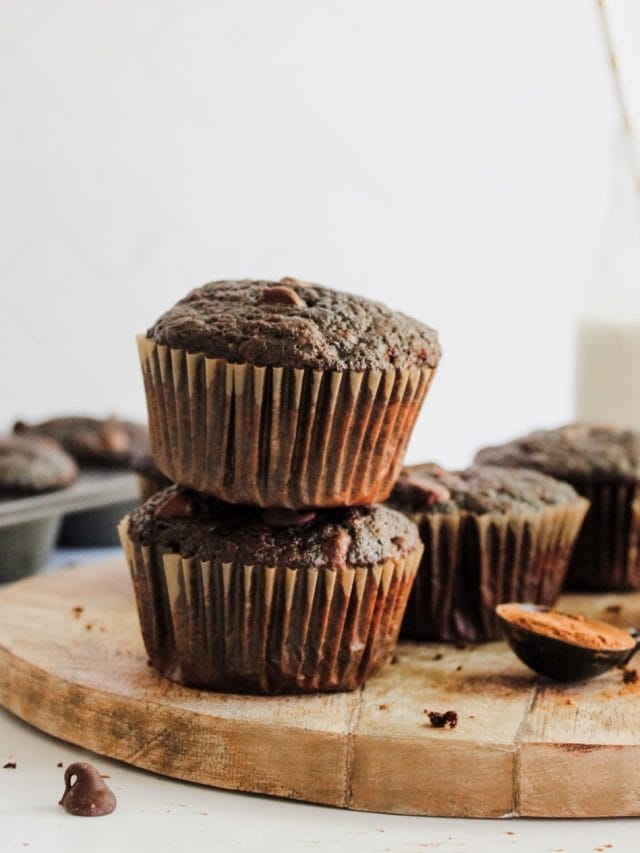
[388,462,583,516]
[146,278,441,371]
[474,424,640,482]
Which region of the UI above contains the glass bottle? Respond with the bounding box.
[574,130,640,429]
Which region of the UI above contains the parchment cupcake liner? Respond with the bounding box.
[137,337,435,508]
[118,519,422,694]
[400,499,589,644]
[564,481,640,591]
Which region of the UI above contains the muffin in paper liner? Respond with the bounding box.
[400,503,589,644]
[118,518,422,694]
[137,336,435,508]
[388,464,589,644]
[474,426,640,591]
[562,480,640,591]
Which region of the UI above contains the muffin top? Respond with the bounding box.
[388,462,582,516]
[14,416,149,467]
[128,486,420,568]
[0,435,78,494]
[146,278,441,371]
[474,424,640,482]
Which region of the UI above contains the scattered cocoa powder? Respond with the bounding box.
[497,604,635,651]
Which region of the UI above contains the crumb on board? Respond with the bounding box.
[390,654,400,665]
[378,704,388,711]
[3,762,17,769]
[85,623,93,631]
[424,709,458,729]
[622,668,638,685]
[57,762,63,768]
[72,606,84,618]
[432,652,443,661]
[455,665,463,671]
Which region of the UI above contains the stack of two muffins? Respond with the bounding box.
[119,279,441,694]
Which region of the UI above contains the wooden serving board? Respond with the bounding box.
[1,561,640,819]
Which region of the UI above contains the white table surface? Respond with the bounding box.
[1,550,639,853]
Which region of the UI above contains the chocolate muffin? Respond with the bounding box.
[0,435,77,494]
[475,425,640,590]
[14,416,149,468]
[138,278,440,508]
[388,463,588,643]
[118,486,423,693]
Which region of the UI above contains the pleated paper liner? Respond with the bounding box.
[137,336,435,508]
[400,498,589,644]
[563,480,640,591]
[118,519,422,694]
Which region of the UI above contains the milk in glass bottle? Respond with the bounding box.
[575,133,640,428]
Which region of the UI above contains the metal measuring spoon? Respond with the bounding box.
[495,602,640,683]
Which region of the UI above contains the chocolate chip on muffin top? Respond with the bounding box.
[128,486,419,569]
[389,463,582,516]
[146,278,441,371]
[474,424,640,482]
[0,435,78,494]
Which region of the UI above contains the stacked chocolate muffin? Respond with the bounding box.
[119,278,440,694]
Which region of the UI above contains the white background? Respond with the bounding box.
[2,0,640,468]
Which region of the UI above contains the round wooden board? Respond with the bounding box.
[1,561,640,818]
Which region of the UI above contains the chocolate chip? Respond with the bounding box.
[260,285,304,308]
[260,507,316,527]
[59,763,116,817]
[154,490,201,520]
[98,428,131,454]
[393,470,450,510]
[424,709,458,729]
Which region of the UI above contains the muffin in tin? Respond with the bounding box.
[0,435,77,494]
[387,463,588,643]
[138,278,440,508]
[475,425,640,590]
[14,415,149,468]
[119,486,423,694]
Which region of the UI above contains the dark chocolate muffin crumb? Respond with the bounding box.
[0,435,77,494]
[475,424,640,482]
[622,668,638,684]
[424,710,458,729]
[129,486,419,569]
[389,463,581,516]
[3,762,16,769]
[147,279,441,371]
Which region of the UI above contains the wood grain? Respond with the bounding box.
[1,560,639,818]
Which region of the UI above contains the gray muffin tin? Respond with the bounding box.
[0,470,139,583]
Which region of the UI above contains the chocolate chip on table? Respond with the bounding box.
[424,710,458,729]
[59,763,116,817]
[260,508,316,527]
[260,285,304,308]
